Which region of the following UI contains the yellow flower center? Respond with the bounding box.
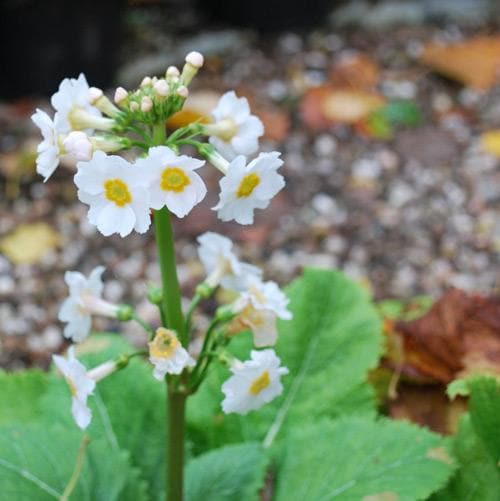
[161,167,190,192]
[149,327,180,359]
[249,370,271,395]
[104,179,132,207]
[236,173,260,198]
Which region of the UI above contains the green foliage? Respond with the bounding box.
[185,443,269,501]
[0,369,47,424]
[189,269,383,450]
[377,295,433,322]
[275,417,455,501]
[435,377,500,500]
[0,423,147,501]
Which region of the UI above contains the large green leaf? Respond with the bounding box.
[275,417,454,501]
[0,422,147,501]
[434,377,500,500]
[188,269,383,450]
[0,369,47,424]
[41,334,167,500]
[185,443,269,501]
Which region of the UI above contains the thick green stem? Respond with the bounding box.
[167,389,186,501]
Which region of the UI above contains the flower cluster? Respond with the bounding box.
[41,51,291,429]
[33,52,285,235]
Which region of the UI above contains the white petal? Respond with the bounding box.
[96,204,136,237]
[71,397,92,429]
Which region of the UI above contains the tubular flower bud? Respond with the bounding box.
[181,51,204,85]
[130,101,139,112]
[88,87,103,104]
[141,96,153,112]
[153,79,169,97]
[114,86,128,105]
[140,76,152,88]
[176,86,189,98]
[166,66,180,78]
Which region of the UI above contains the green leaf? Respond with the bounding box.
[185,442,269,501]
[42,334,167,500]
[0,369,47,424]
[432,416,500,501]
[275,417,455,501]
[188,269,383,450]
[377,295,433,322]
[377,100,422,127]
[0,423,147,501]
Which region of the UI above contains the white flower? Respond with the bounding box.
[231,276,292,347]
[50,73,102,133]
[137,146,206,218]
[221,349,288,415]
[75,151,151,237]
[148,327,195,380]
[63,131,92,161]
[197,231,261,290]
[58,265,118,342]
[52,346,96,429]
[208,91,264,159]
[31,109,65,181]
[214,152,285,225]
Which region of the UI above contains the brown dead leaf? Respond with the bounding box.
[330,53,380,90]
[420,36,500,90]
[0,222,61,265]
[301,86,384,129]
[393,289,500,383]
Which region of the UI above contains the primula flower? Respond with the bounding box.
[63,131,92,161]
[221,349,288,415]
[197,231,261,290]
[31,109,65,181]
[137,146,207,218]
[206,91,264,159]
[58,265,118,342]
[52,346,96,429]
[213,152,285,225]
[149,327,195,380]
[231,276,292,347]
[75,151,151,237]
[51,73,105,133]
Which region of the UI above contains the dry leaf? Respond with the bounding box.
[301,86,384,129]
[330,53,380,90]
[0,222,61,265]
[480,130,500,157]
[420,36,500,90]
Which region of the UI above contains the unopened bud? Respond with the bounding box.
[130,101,139,112]
[176,86,189,98]
[153,79,169,97]
[116,304,134,322]
[166,66,180,78]
[185,51,204,68]
[140,76,152,88]
[195,282,214,299]
[63,131,92,161]
[141,96,153,112]
[114,87,128,104]
[88,87,103,104]
[147,287,163,305]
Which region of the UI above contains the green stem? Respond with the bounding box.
[167,389,186,501]
[60,435,90,501]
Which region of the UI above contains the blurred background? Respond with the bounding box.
[1,0,499,395]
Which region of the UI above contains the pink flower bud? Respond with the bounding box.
[154,79,169,96]
[141,96,153,112]
[140,76,152,88]
[166,66,180,78]
[114,86,128,104]
[176,86,189,98]
[63,131,92,161]
[185,51,204,68]
[88,87,103,104]
[130,101,139,112]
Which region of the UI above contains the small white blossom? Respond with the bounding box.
[197,231,261,290]
[63,131,92,161]
[50,73,101,133]
[221,349,288,415]
[208,91,264,159]
[214,152,285,225]
[52,346,96,429]
[138,146,206,218]
[31,109,65,181]
[75,151,151,237]
[231,276,292,347]
[148,328,195,380]
[58,266,118,342]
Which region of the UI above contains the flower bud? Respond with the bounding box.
[141,96,153,112]
[153,79,169,97]
[166,66,180,78]
[63,131,92,161]
[147,287,163,305]
[176,86,189,98]
[114,86,128,104]
[140,76,152,88]
[185,51,204,68]
[87,360,119,382]
[88,87,103,104]
[130,101,139,112]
